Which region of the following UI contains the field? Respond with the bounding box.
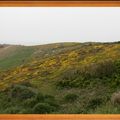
[0,42,120,114]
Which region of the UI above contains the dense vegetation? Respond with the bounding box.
[0,42,120,114]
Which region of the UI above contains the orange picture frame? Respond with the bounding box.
[0,0,120,120]
[0,0,120,7]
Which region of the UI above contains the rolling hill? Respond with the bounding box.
[0,42,120,114]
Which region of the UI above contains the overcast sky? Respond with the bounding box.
[0,7,120,46]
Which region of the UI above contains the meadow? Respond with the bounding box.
[0,42,120,114]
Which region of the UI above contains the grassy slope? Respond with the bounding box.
[0,43,78,70]
[0,45,36,70]
[0,42,120,114]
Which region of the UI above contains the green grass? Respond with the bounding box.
[0,47,35,70]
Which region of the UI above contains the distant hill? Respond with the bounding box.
[0,42,120,114]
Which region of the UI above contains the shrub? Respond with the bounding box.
[23,98,37,108]
[111,91,120,105]
[87,98,103,109]
[64,93,78,102]
[3,107,21,114]
[44,94,54,99]
[56,80,71,88]
[44,95,59,108]
[9,85,35,100]
[110,75,120,88]
[33,103,55,114]
[34,92,44,102]
[56,60,115,89]
[61,69,78,81]
[23,92,45,108]
[86,60,115,78]
[94,103,120,114]
[114,60,120,75]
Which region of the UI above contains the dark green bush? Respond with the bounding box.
[64,93,78,102]
[56,80,71,88]
[56,76,88,88]
[87,98,103,110]
[3,106,21,114]
[44,95,59,108]
[56,60,115,89]
[86,60,115,78]
[34,92,44,102]
[115,60,120,74]
[33,103,55,114]
[44,95,55,100]
[22,92,46,109]
[9,85,35,100]
[23,98,37,108]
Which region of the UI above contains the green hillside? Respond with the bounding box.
[0,42,120,114]
[0,45,36,70]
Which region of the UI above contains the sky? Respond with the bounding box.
[0,7,120,46]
